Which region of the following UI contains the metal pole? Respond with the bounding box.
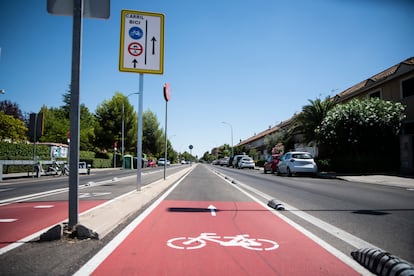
[136,74,143,191]
[32,113,38,177]
[121,102,124,169]
[68,0,83,230]
[114,147,116,168]
[164,100,168,180]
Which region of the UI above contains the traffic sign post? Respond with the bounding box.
[119,10,165,190]
[119,10,165,74]
[163,83,171,180]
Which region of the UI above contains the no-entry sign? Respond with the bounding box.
[119,10,164,74]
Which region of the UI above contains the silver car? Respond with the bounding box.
[277,151,317,176]
[157,158,170,166]
[238,156,255,169]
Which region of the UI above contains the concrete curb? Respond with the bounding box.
[78,166,194,239]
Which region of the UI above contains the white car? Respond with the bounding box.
[238,156,255,169]
[277,151,317,176]
[157,158,170,166]
[232,154,247,168]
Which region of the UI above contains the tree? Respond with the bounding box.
[39,106,69,144]
[293,96,337,144]
[61,90,96,150]
[202,151,214,162]
[181,151,196,162]
[264,130,286,154]
[216,144,231,158]
[95,92,138,152]
[0,100,24,120]
[0,111,28,142]
[79,105,96,150]
[316,98,406,172]
[142,110,163,156]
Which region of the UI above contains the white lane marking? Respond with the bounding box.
[79,192,111,199]
[212,169,374,275]
[0,219,17,222]
[0,188,68,206]
[0,174,126,206]
[74,167,194,276]
[34,205,54,209]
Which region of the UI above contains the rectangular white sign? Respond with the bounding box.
[119,10,165,74]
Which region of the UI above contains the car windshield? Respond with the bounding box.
[292,153,313,159]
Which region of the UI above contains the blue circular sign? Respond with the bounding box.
[129,27,143,40]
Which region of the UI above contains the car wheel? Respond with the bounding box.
[287,167,292,177]
[264,168,268,174]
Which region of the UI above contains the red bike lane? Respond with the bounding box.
[89,200,362,275]
[0,200,105,250]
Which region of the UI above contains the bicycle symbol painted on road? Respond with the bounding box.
[167,232,279,251]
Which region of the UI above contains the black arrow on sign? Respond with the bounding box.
[132,59,138,68]
[151,37,157,55]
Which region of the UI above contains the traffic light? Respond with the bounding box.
[28,112,44,140]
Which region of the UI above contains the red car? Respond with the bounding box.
[147,159,156,167]
[263,154,281,174]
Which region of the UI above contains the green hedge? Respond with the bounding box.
[0,142,50,160]
[1,142,115,172]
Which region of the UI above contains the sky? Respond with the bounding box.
[1,0,413,158]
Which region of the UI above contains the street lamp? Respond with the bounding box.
[122,92,139,168]
[222,121,234,157]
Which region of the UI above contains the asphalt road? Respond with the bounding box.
[0,166,183,202]
[0,164,413,275]
[212,165,414,264]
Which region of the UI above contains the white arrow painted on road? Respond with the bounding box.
[208,205,217,217]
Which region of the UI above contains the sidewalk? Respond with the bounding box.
[337,174,414,189]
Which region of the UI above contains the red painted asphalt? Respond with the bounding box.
[0,200,105,248]
[91,200,359,275]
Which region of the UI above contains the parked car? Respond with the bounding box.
[277,151,318,176]
[232,154,247,168]
[147,159,156,167]
[238,156,255,169]
[157,158,170,166]
[263,154,281,174]
[220,157,229,166]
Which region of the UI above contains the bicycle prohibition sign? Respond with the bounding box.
[167,232,279,251]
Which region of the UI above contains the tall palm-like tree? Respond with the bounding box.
[294,96,337,144]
